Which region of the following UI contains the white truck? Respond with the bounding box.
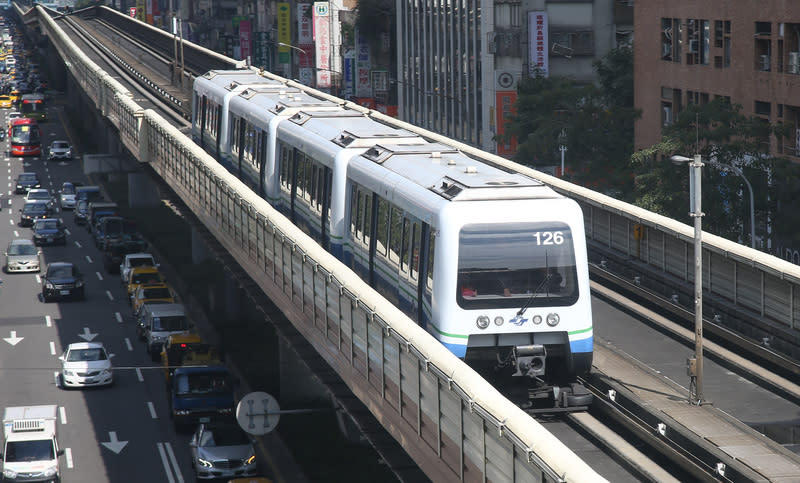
[1,405,62,483]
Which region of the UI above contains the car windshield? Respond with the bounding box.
[67,348,107,361]
[47,265,74,278]
[8,243,36,255]
[27,191,48,200]
[22,202,46,214]
[132,273,161,284]
[34,219,58,230]
[176,372,230,396]
[152,315,188,332]
[61,184,75,194]
[200,427,250,447]
[456,223,579,310]
[4,440,55,462]
[18,173,36,182]
[143,287,171,299]
[52,141,68,149]
[130,257,154,267]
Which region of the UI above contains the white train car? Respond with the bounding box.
[192,70,290,169]
[344,144,593,388]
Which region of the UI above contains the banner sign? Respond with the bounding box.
[495,91,518,155]
[277,3,291,64]
[239,20,252,62]
[297,3,313,44]
[313,2,331,88]
[355,30,371,97]
[529,11,549,77]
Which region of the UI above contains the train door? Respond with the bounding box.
[214,103,222,160]
[236,118,245,179]
[320,167,332,250]
[257,130,267,197]
[199,95,206,146]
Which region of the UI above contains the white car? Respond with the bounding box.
[59,342,113,388]
[119,253,157,284]
[25,188,53,209]
[48,140,73,160]
[4,238,41,273]
[7,111,21,128]
[58,182,78,209]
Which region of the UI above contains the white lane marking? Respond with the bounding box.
[36,274,41,283]
[125,338,133,351]
[64,228,71,236]
[59,406,67,425]
[13,230,18,237]
[74,241,81,248]
[106,290,113,301]
[46,315,52,327]
[50,341,56,355]
[65,448,73,469]
[8,219,12,225]
[135,367,144,382]
[85,255,92,263]
[53,371,60,387]
[115,312,123,323]
[96,272,103,281]
[156,442,176,483]
[147,402,157,419]
[164,442,184,483]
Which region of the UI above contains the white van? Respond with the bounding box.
[1,405,62,483]
[5,57,15,70]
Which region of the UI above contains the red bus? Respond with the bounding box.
[9,117,42,157]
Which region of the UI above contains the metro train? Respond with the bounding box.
[191,70,594,406]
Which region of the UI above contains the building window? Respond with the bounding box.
[686,19,710,65]
[551,30,595,57]
[755,101,772,117]
[755,22,772,72]
[713,20,731,68]
[661,18,681,62]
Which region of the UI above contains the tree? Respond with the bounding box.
[631,98,782,246]
[499,48,640,197]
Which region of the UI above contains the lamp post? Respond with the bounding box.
[671,154,705,405]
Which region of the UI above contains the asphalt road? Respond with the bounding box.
[0,104,194,482]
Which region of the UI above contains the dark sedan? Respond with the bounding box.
[32,218,66,246]
[19,200,51,227]
[14,172,40,194]
[42,262,85,302]
[74,199,89,225]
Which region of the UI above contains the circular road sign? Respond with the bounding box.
[236,391,281,436]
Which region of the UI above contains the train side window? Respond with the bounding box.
[362,191,372,245]
[427,232,435,290]
[389,208,402,263]
[304,158,313,202]
[355,189,365,240]
[376,198,389,256]
[349,187,357,235]
[410,222,421,279]
[400,218,411,273]
[279,145,292,191]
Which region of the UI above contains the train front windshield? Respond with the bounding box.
[456,223,579,310]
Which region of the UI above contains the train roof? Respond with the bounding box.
[281,110,424,149]
[194,70,285,98]
[353,143,560,202]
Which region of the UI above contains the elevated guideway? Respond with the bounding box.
[17,3,800,481]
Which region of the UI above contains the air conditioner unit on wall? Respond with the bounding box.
[788,52,800,74]
[760,54,771,71]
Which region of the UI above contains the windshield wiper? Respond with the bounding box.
[515,272,552,317]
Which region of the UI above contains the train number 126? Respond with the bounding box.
[532,231,565,245]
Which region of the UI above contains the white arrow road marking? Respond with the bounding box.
[125,338,133,351]
[100,431,128,454]
[147,402,157,419]
[59,406,67,425]
[65,448,73,469]
[45,315,52,327]
[50,341,56,355]
[4,331,23,346]
[115,312,122,323]
[78,327,97,342]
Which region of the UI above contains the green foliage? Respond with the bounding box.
[500,48,640,197]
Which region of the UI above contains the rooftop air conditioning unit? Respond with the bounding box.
[788,52,800,74]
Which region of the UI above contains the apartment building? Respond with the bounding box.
[395,0,631,154]
[634,1,800,159]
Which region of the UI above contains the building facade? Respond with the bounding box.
[395,0,631,154]
[634,1,800,160]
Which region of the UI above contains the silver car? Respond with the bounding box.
[189,423,257,480]
[58,182,78,210]
[48,140,73,160]
[4,239,41,273]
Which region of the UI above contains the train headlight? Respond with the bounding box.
[546,313,560,327]
[532,315,542,325]
[476,315,490,329]
[494,316,504,326]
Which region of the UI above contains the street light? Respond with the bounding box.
[671,154,705,405]
[706,158,756,249]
